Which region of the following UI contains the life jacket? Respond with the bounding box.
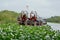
[30,16,37,21]
[22,14,27,21]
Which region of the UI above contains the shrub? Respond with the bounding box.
[0,23,60,40]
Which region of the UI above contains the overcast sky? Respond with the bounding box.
[0,0,60,18]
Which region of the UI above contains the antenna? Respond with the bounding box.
[26,5,29,11]
[25,5,29,17]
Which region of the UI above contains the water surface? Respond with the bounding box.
[47,22,60,30]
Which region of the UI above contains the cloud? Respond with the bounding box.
[0,0,60,18]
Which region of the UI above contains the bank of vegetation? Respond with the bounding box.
[47,16,60,23]
[0,10,19,24]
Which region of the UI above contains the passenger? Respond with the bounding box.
[22,14,27,21]
[30,14,37,22]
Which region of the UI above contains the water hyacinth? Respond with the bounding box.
[0,23,60,40]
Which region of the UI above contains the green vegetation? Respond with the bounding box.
[47,16,60,23]
[0,10,60,40]
[0,10,19,24]
[0,23,60,40]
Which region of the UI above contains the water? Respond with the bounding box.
[47,22,60,30]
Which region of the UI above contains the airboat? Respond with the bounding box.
[17,10,47,26]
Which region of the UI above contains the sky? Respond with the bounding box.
[0,0,60,18]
